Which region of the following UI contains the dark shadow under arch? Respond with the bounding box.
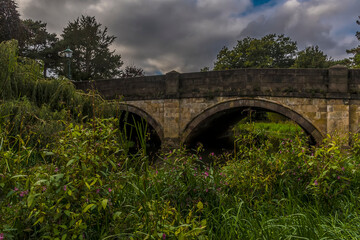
[182,98,324,147]
[119,103,164,143]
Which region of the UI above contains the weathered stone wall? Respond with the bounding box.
[73,66,360,147]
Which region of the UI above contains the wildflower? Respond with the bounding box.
[314,180,318,186]
[204,172,209,178]
[117,162,121,167]
[342,167,345,171]
[155,170,158,175]
[205,189,209,192]
[54,167,59,173]
[64,185,67,191]
[338,176,341,180]
[19,190,29,197]
[14,187,18,191]
[0,233,4,240]
[108,188,112,192]
[96,189,100,194]
[162,233,166,239]
[210,152,214,156]
[42,186,47,192]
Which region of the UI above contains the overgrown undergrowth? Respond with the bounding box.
[2,117,360,239]
[2,39,360,239]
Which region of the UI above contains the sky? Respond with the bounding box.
[16,0,360,75]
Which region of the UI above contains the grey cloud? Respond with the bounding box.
[239,0,359,59]
[16,0,360,74]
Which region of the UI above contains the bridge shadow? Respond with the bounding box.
[184,107,316,155]
[119,110,162,160]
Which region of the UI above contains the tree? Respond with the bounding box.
[58,15,123,81]
[120,65,145,78]
[347,16,360,68]
[213,34,297,70]
[20,19,59,77]
[0,0,25,44]
[292,46,329,68]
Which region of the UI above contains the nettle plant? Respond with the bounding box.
[0,118,132,239]
[223,130,360,206]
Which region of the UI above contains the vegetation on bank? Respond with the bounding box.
[2,39,360,239]
[2,115,360,239]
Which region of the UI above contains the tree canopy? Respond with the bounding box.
[213,34,297,70]
[20,19,59,77]
[347,16,360,68]
[292,46,329,68]
[58,15,123,81]
[0,0,25,45]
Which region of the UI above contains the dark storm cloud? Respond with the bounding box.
[17,0,360,74]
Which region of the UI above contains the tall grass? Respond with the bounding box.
[2,40,360,239]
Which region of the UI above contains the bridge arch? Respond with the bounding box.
[182,98,324,146]
[119,103,164,143]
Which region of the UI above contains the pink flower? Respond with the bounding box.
[63,185,67,191]
[162,233,166,239]
[204,172,209,178]
[0,233,4,240]
[117,162,121,167]
[20,191,25,197]
[54,167,59,172]
[314,180,318,186]
[210,152,214,156]
[155,170,158,175]
[42,186,47,192]
[338,176,341,180]
[14,187,18,191]
[199,157,202,160]
[342,167,345,171]
[205,189,209,192]
[108,188,112,192]
[96,189,100,194]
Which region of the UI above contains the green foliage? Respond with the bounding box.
[20,19,59,77]
[2,116,360,238]
[0,40,121,149]
[0,0,25,44]
[347,16,360,68]
[3,118,360,239]
[214,34,297,70]
[58,15,123,81]
[292,45,330,68]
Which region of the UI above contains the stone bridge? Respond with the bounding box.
[74,66,360,148]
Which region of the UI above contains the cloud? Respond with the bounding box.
[240,0,360,59]
[16,0,360,74]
